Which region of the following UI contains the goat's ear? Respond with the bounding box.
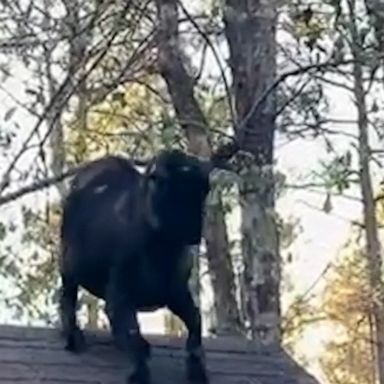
[145,154,170,180]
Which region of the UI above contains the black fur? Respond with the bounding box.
[58,149,210,384]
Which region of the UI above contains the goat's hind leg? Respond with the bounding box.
[59,250,86,353]
[105,282,151,384]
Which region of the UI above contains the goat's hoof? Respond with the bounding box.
[186,358,209,384]
[127,366,151,384]
[64,328,86,353]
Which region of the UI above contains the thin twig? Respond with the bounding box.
[178,1,236,126]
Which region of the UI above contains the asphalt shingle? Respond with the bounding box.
[0,325,319,384]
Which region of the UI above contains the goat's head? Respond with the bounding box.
[144,149,212,245]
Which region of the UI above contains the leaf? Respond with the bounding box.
[25,0,34,19]
[372,100,379,113]
[323,193,333,213]
[360,27,370,44]
[25,88,39,96]
[0,63,11,80]
[325,138,334,153]
[0,222,6,241]
[4,107,16,122]
[111,91,126,106]
[326,0,342,21]
[345,150,352,167]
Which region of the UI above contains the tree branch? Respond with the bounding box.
[213,58,382,163]
[154,0,212,157]
[177,1,235,126]
[0,157,150,207]
[0,168,80,207]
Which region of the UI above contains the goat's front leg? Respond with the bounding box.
[167,287,209,384]
[105,279,151,384]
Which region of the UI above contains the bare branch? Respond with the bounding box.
[0,157,150,207]
[177,1,236,126]
[0,1,134,192]
[0,167,79,207]
[213,58,369,163]
[155,0,212,157]
[88,29,157,106]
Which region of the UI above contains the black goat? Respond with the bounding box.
[58,149,211,384]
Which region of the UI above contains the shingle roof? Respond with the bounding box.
[0,325,319,384]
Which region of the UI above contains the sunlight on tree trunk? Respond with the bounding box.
[239,164,280,344]
[224,0,280,345]
[204,196,241,334]
[83,294,99,329]
[189,246,201,307]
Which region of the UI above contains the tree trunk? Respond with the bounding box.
[223,0,281,345]
[349,1,384,382]
[189,245,201,307]
[155,0,241,335]
[204,197,242,334]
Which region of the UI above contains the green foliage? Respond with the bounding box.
[282,296,320,356]
[3,204,62,324]
[313,150,354,196]
[4,107,16,122]
[0,222,6,241]
[65,76,187,166]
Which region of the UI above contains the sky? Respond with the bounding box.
[0,2,383,384]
